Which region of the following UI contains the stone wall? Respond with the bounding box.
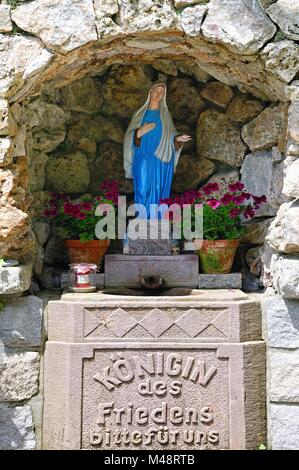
[0,0,298,449]
[0,268,42,449]
[261,90,299,450]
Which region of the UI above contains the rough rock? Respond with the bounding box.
[60,76,103,114]
[152,60,178,77]
[270,254,299,298]
[261,241,275,287]
[258,0,276,7]
[94,0,119,20]
[269,349,299,402]
[272,146,283,163]
[89,140,133,194]
[176,61,210,83]
[266,200,299,254]
[287,144,299,157]
[36,265,66,288]
[0,138,12,167]
[270,404,299,450]
[245,246,264,275]
[167,77,206,126]
[11,0,97,53]
[0,99,17,136]
[0,34,47,99]
[26,100,67,131]
[282,158,299,198]
[240,218,273,245]
[0,5,13,33]
[288,102,299,144]
[201,0,277,55]
[241,264,264,291]
[201,81,234,109]
[261,40,299,83]
[174,0,209,6]
[0,295,43,348]
[227,95,264,123]
[32,219,51,246]
[96,16,124,41]
[181,5,208,36]
[197,109,247,166]
[23,48,54,81]
[101,65,153,118]
[0,352,40,401]
[12,125,26,157]
[241,105,287,152]
[32,244,44,276]
[76,137,97,158]
[45,150,90,193]
[118,0,179,33]
[43,234,69,266]
[266,0,299,41]
[173,156,215,193]
[0,404,36,450]
[66,114,124,147]
[262,293,299,348]
[0,264,32,295]
[29,152,48,192]
[26,101,67,153]
[240,150,285,217]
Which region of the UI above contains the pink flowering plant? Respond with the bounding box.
[42,180,119,242]
[161,181,267,240]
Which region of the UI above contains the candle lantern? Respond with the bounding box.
[68,263,98,292]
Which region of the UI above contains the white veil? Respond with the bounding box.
[123,81,183,179]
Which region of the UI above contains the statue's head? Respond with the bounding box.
[149,84,166,107]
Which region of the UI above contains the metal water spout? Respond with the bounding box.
[141,275,163,289]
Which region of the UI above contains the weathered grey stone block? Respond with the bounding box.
[198,273,242,289]
[105,255,199,288]
[0,264,32,294]
[262,294,299,348]
[0,295,43,348]
[0,351,40,401]
[270,254,299,299]
[0,404,36,450]
[270,403,299,450]
[269,349,299,402]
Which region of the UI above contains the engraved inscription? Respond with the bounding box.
[82,349,229,449]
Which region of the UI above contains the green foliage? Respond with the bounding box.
[201,203,246,240]
[41,181,119,243]
[0,296,7,311]
[258,443,267,450]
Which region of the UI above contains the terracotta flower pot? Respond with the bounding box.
[64,239,110,266]
[196,239,239,274]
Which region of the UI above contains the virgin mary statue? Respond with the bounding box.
[123,81,191,218]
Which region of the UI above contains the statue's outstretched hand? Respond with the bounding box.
[137,122,156,138]
[176,134,192,142]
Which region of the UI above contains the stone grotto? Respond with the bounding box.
[0,0,298,450]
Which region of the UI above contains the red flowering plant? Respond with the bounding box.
[41,180,119,242]
[160,181,267,240]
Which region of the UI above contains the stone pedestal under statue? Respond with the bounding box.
[43,290,265,450]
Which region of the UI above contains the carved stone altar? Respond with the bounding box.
[43,290,265,450]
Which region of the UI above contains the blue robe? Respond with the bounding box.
[132,108,175,219]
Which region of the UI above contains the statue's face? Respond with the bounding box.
[150,85,165,104]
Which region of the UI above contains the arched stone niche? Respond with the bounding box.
[0,0,299,450]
